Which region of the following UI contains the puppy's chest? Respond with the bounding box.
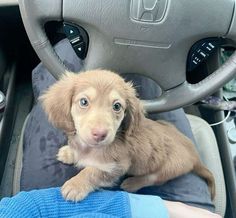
[75,153,117,173]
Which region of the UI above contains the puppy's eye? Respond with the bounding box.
[113,102,122,112]
[79,97,89,108]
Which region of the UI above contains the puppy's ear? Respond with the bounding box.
[39,72,77,133]
[122,82,145,136]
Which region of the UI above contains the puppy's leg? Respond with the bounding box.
[121,174,157,192]
[122,158,195,192]
[57,145,76,165]
[62,166,123,201]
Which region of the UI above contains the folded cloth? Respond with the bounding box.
[0,188,168,218]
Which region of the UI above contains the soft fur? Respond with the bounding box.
[40,70,215,202]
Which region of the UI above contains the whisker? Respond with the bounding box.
[133,84,141,89]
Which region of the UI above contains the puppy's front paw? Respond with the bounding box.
[57,145,74,165]
[61,177,93,202]
[120,177,143,193]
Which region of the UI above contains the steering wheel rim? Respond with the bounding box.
[18,0,236,112]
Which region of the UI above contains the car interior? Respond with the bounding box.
[0,0,236,217]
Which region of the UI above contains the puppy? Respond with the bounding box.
[40,70,215,202]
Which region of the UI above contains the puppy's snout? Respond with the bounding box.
[91,128,108,142]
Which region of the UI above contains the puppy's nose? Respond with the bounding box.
[91,128,108,142]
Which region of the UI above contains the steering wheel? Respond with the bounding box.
[18,0,236,112]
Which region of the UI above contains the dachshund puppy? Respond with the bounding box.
[40,70,215,202]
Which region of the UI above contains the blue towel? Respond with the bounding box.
[0,188,169,218]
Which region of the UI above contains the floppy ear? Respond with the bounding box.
[39,72,77,133]
[122,81,145,136]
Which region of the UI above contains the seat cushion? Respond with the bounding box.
[187,114,226,216]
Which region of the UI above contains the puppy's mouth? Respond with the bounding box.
[79,135,114,149]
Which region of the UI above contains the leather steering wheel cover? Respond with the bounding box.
[144,51,236,112]
[18,0,67,79]
[18,0,236,112]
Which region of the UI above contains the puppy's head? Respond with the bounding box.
[40,70,144,149]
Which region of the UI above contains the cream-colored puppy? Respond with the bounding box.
[40,70,215,202]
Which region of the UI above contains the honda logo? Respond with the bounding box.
[130,0,168,23]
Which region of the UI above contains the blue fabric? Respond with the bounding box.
[0,188,169,218]
[129,193,169,218]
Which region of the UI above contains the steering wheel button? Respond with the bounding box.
[208,42,215,48]
[73,42,86,59]
[63,24,80,39]
[200,52,206,57]
[71,36,83,45]
[194,56,201,62]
